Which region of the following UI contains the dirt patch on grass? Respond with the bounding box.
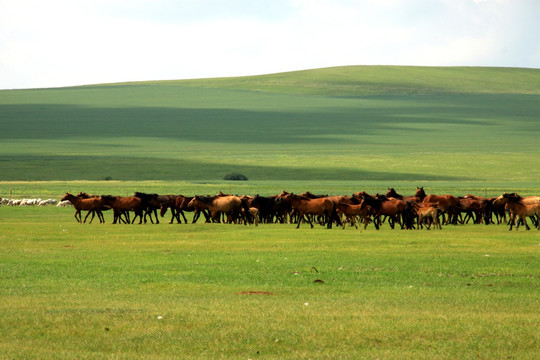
[237,290,275,296]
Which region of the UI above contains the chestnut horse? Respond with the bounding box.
[100,195,143,224]
[61,193,105,224]
[160,195,208,224]
[335,202,370,229]
[422,193,459,224]
[280,193,336,229]
[358,192,406,230]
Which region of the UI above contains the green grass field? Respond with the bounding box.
[1,66,539,190]
[1,66,539,359]
[0,207,539,359]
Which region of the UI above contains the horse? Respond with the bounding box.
[250,195,278,223]
[134,192,176,224]
[359,193,406,230]
[386,187,424,203]
[100,195,143,224]
[280,193,336,229]
[160,195,200,224]
[187,195,248,224]
[74,192,113,223]
[422,193,459,224]
[499,193,540,230]
[412,202,442,230]
[335,202,370,229]
[457,196,487,224]
[61,193,105,224]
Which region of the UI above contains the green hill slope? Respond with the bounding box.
[133,65,540,96]
[0,66,539,189]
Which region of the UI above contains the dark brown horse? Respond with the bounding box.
[134,192,176,224]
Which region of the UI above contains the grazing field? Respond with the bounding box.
[1,66,539,188]
[1,66,539,358]
[0,206,539,359]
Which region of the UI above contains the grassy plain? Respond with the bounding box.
[1,66,539,190]
[1,66,539,359]
[0,207,539,359]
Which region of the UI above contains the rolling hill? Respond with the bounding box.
[0,66,539,192]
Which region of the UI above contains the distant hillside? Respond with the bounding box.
[0,66,539,184]
[110,65,540,96]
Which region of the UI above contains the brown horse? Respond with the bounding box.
[187,195,248,224]
[160,195,208,224]
[499,193,540,230]
[386,187,424,203]
[134,192,176,224]
[335,202,370,229]
[457,196,487,224]
[61,193,105,224]
[358,193,406,230]
[422,193,459,224]
[100,195,143,224]
[280,193,336,229]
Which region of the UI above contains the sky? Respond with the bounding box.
[1,0,539,89]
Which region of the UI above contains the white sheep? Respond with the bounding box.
[38,199,58,206]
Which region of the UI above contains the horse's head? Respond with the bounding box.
[415,187,426,199]
[61,193,73,201]
[159,203,168,217]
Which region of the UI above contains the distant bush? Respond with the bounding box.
[223,173,248,181]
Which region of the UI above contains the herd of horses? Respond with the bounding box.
[60,187,540,231]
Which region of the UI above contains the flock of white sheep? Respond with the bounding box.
[0,198,72,207]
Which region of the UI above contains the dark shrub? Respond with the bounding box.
[223,173,248,181]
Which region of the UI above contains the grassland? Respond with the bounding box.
[1,66,539,359]
[0,207,539,359]
[1,66,539,193]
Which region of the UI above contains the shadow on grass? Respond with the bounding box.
[0,154,469,181]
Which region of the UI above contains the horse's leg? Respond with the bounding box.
[296,213,303,228]
[373,215,380,230]
[87,210,96,224]
[388,215,395,229]
[523,216,530,230]
[98,210,105,223]
[74,209,82,223]
[179,209,187,223]
[143,209,150,224]
[508,214,515,230]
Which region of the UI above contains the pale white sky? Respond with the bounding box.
[1,0,539,89]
